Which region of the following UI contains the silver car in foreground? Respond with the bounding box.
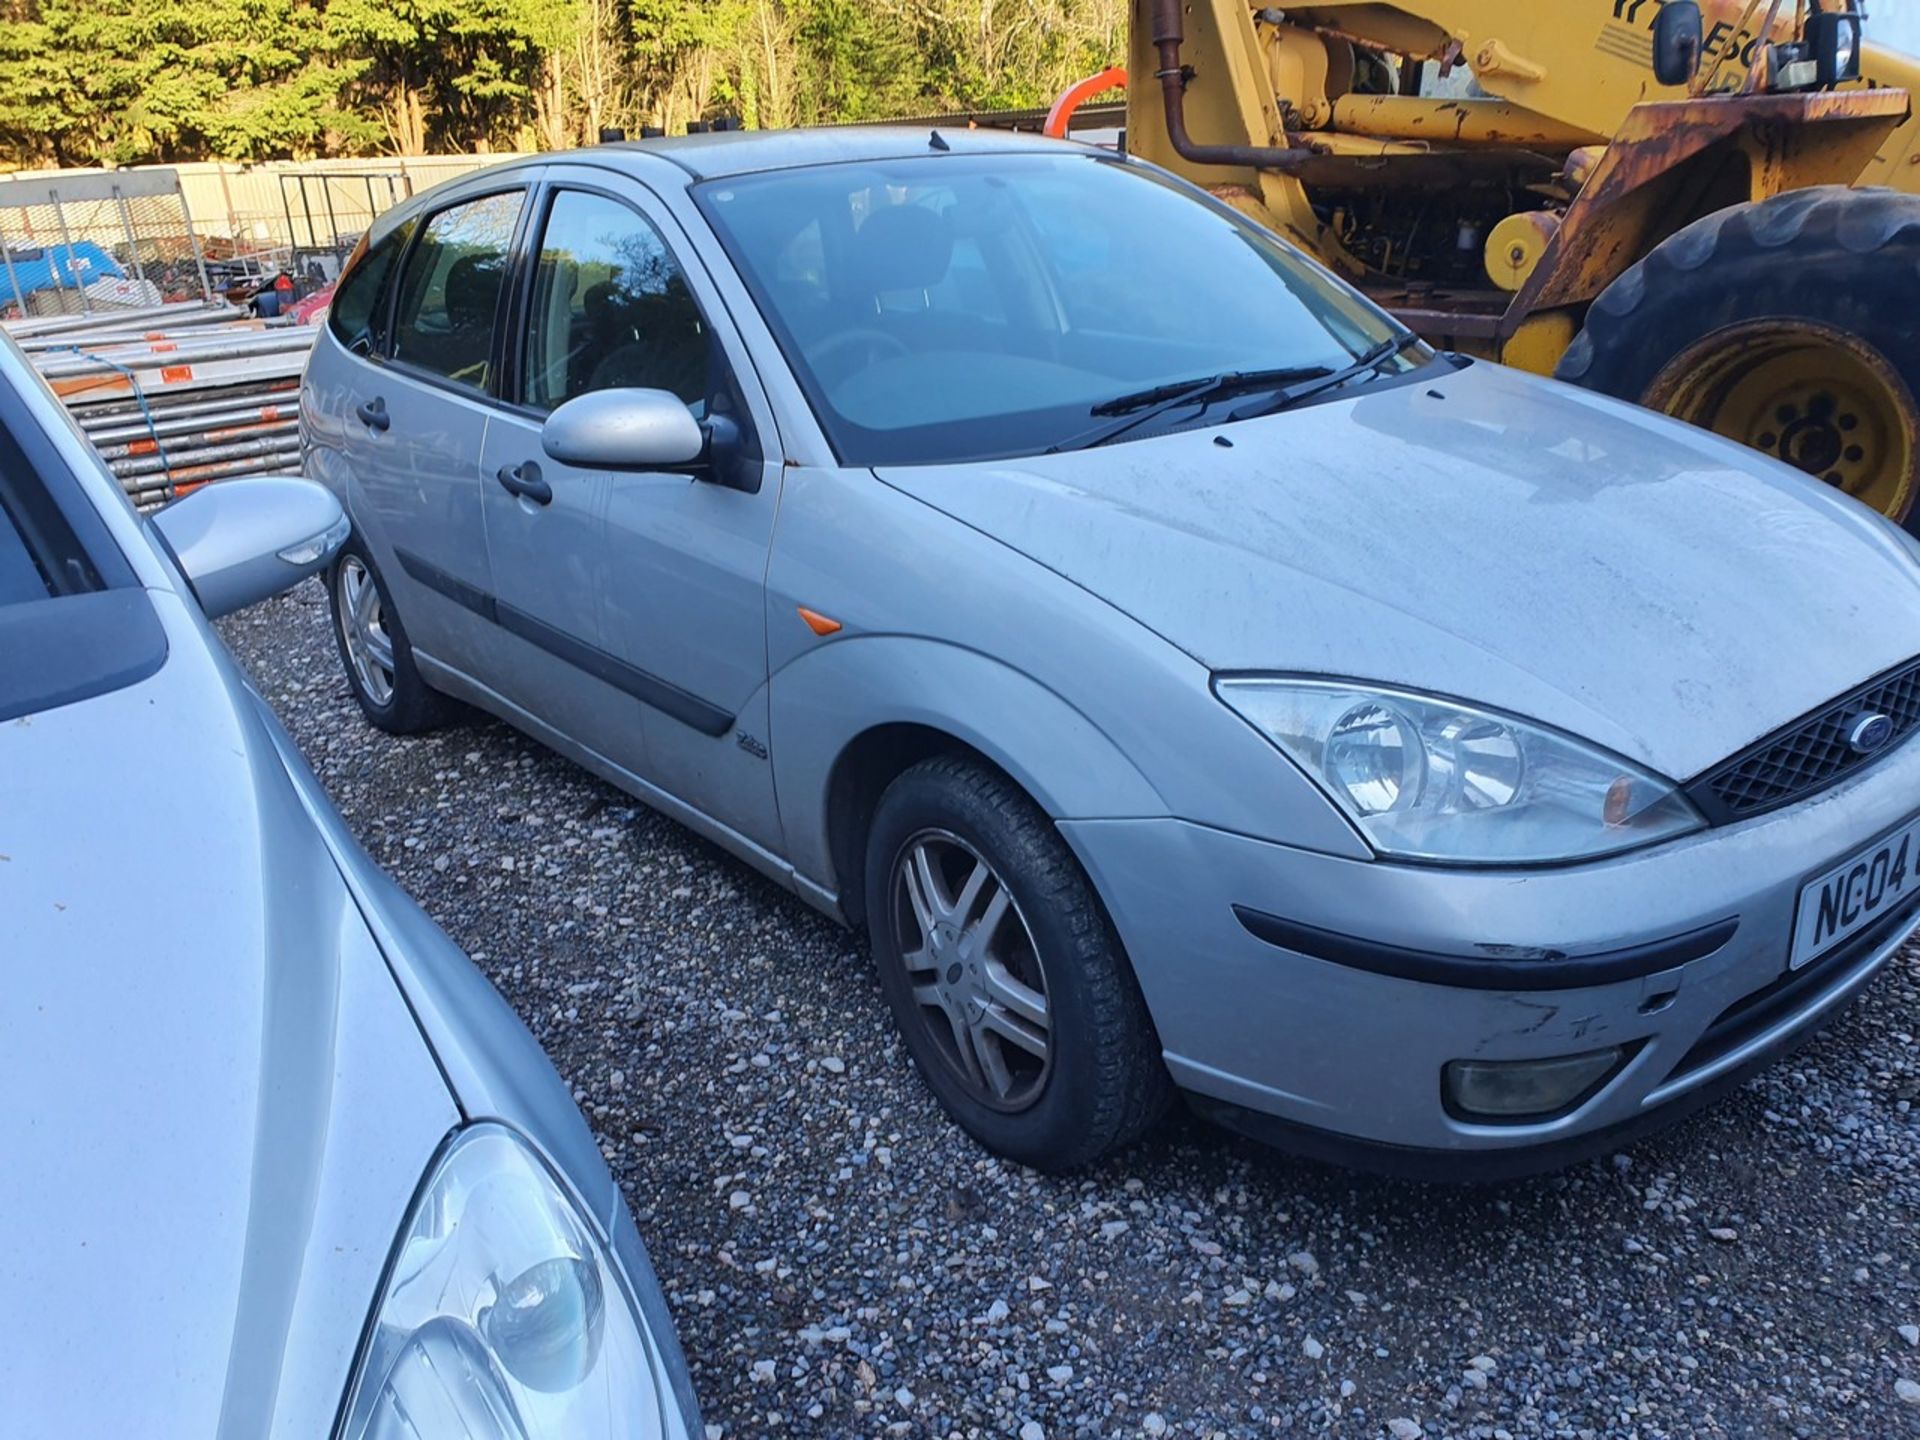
[0,332,700,1436]
[304,126,1920,1178]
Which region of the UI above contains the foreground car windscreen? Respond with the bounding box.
[697,151,1418,464]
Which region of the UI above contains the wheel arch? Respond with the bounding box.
[824,722,1012,929]
[770,635,1167,926]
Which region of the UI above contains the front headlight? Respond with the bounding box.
[1215,678,1704,863]
[339,1125,670,1440]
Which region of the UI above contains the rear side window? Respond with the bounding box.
[521,189,711,413]
[389,191,524,392]
[326,220,411,355]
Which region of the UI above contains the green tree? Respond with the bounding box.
[0,0,1131,167]
[794,0,923,121]
[322,0,542,153]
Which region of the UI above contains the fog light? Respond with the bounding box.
[1444,1047,1623,1119]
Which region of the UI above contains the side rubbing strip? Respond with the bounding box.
[493,600,733,736]
[394,546,495,622]
[390,546,734,738]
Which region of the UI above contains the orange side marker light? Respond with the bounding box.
[797,606,842,637]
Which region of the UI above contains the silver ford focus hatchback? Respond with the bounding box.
[303,126,1920,1177]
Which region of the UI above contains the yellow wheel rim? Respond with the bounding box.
[1644,320,1919,523]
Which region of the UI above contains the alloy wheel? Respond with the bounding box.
[889,829,1052,1112]
[337,555,396,708]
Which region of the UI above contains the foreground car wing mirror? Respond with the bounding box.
[149,476,349,618]
[541,388,707,471]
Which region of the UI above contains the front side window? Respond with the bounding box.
[0,480,63,605]
[0,413,109,607]
[389,191,523,392]
[521,189,711,414]
[698,152,1418,465]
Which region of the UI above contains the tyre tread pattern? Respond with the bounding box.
[873,755,1172,1170]
[1558,185,1920,388]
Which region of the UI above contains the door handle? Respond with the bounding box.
[496,461,553,506]
[355,397,390,432]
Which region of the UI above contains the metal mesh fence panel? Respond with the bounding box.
[279,171,414,285]
[0,172,211,321]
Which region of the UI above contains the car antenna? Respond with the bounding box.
[929,129,950,152]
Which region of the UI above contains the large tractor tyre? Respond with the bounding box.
[1557,185,1920,529]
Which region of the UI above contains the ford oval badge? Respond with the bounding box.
[1847,712,1895,755]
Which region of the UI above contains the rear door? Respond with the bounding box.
[350,185,527,678]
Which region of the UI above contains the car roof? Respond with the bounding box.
[372,128,1094,242]
[594,124,1075,181]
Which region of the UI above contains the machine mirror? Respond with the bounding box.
[1652,1,1704,87]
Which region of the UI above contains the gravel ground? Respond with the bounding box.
[222,583,1920,1440]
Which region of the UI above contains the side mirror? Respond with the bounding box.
[541,388,706,471]
[149,476,348,619]
[1652,0,1704,87]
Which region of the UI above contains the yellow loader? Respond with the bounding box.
[1063,2,1920,527]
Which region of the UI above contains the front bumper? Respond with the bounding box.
[1061,732,1920,1174]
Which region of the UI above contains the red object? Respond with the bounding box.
[274,272,294,293]
[287,283,337,326]
[1045,66,1128,139]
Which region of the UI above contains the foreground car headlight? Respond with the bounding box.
[340,1125,667,1439]
[1215,678,1704,863]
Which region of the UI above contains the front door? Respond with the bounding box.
[505,176,785,852]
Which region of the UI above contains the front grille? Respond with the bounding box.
[1663,892,1920,1085]
[1686,656,1920,823]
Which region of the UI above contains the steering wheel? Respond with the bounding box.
[809,327,910,385]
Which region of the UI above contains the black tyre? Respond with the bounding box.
[1557,185,1920,529]
[327,535,457,734]
[864,755,1172,1170]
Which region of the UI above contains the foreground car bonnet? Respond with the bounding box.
[0,589,457,1439]
[878,362,1920,780]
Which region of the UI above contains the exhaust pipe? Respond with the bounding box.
[1151,0,1314,171]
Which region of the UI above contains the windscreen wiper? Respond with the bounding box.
[1047,333,1422,454]
[1225,330,1422,423]
[1046,364,1336,454]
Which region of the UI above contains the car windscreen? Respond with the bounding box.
[695,150,1417,466]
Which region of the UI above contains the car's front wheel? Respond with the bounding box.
[328,538,455,734]
[864,755,1171,1170]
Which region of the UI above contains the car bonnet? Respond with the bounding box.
[0,586,457,1438]
[874,359,1920,781]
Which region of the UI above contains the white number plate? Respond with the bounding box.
[1791,819,1920,970]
